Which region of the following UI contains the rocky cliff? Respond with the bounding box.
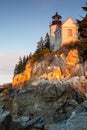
[0,77,87,130]
[0,49,87,130]
[12,49,86,89]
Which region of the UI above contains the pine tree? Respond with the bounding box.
[76,2,87,61]
[36,37,44,53]
[77,2,87,39]
[22,56,26,70]
[28,52,32,59]
[14,64,18,76]
[13,55,31,76]
[17,57,23,73]
[44,33,50,49]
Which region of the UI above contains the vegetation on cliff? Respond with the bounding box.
[14,33,51,76]
[60,39,87,62]
[77,2,87,39]
[14,53,32,76]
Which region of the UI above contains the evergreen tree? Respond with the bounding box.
[22,56,26,70]
[40,37,44,50]
[14,64,18,76]
[77,2,87,39]
[17,57,23,73]
[36,37,44,53]
[13,54,31,76]
[44,33,50,49]
[28,52,32,59]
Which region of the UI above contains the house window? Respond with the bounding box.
[68,29,72,37]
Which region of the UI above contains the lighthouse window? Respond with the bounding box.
[68,29,72,37]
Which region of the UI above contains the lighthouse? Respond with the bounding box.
[50,12,62,50]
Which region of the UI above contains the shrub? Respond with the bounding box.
[32,48,51,62]
[60,40,87,62]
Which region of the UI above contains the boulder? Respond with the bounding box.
[0,111,12,130]
[69,76,87,97]
[11,116,44,130]
[69,64,84,77]
[0,102,5,111]
[48,112,87,130]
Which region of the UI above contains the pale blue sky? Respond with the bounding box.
[0,0,86,84]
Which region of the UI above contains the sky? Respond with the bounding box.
[0,0,86,84]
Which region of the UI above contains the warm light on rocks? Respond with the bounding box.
[12,61,32,87]
[12,49,85,88]
[66,49,79,66]
[41,67,63,80]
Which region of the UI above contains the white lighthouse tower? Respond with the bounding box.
[50,12,62,50]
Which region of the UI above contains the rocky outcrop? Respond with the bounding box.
[0,103,12,130]
[66,49,79,66]
[11,116,44,130]
[0,77,87,129]
[0,111,12,130]
[47,112,87,130]
[0,102,44,130]
[48,101,87,130]
[69,76,87,97]
[41,67,63,81]
[12,79,86,126]
[12,61,32,88]
[10,49,87,129]
[12,49,85,88]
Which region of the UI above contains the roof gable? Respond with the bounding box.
[62,17,78,28]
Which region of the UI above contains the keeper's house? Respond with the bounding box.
[50,12,78,50]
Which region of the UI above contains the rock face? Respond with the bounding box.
[12,49,85,88]
[66,49,79,66]
[69,76,87,97]
[12,61,32,88]
[0,103,12,130]
[41,67,63,81]
[48,112,87,130]
[7,49,87,129]
[0,78,87,129]
[12,79,86,126]
[11,116,44,130]
[48,99,87,130]
[0,102,45,130]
